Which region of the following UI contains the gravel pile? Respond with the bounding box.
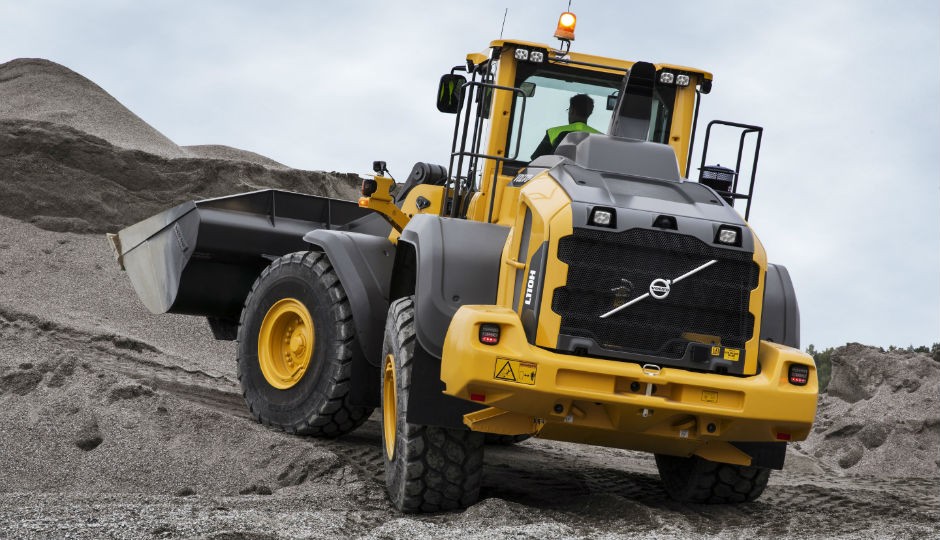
[0,119,360,233]
[0,58,184,159]
[800,343,940,477]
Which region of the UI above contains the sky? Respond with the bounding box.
[1,0,938,350]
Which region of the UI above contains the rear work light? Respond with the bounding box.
[788,364,810,386]
[513,46,546,63]
[658,70,691,87]
[479,324,500,345]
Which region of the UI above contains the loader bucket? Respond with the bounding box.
[108,189,378,320]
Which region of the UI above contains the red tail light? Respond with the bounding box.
[479,324,500,345]
[788,364,810,386]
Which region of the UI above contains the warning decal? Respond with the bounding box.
[494,359,536,385]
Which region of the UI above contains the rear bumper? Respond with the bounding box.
[441,305,817,456]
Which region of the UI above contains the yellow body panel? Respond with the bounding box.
[400,184,446,217]
[440,304,817,464]
[743,233,768,375]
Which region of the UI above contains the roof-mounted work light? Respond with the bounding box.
[554,11,576,41]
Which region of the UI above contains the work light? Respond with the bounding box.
[718,228,738,245]
[590,208,615,228]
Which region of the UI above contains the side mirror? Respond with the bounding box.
[606,91,619,111]
[436,74,467,114]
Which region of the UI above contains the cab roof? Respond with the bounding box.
[473,39,713,81]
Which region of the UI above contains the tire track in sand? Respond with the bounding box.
[3,304,937,532]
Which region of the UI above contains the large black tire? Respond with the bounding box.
[381,296,484,513]
[236,251,372,437]
[655,453,771,503]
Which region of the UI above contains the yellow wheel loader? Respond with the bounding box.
[110,12,817,512]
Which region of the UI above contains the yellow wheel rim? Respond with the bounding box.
[258,298,315,390]
[383,354,397,460]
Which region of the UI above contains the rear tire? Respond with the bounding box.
[236,251,372,437]
[381,296,484,512]
[655,453,771,503]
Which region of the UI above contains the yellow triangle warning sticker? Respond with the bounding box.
[494,360,516,382]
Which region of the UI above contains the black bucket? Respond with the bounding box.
[109,189,379,320]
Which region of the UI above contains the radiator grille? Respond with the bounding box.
[553,228,759,358]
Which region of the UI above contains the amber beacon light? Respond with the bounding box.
[554,11,577,41]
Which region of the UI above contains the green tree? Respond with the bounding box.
[805,344,833,392]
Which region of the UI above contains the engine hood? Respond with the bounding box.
[521,136,753,252]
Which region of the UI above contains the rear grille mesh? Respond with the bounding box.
[553,228,759,358]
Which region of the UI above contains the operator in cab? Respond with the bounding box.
[530,93,601,159]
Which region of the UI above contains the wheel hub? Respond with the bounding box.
[258,298,315,390]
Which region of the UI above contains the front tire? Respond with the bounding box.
[381,296,484,512]
[655,453,771,503]
[236,251,372,437]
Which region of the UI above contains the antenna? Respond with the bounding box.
[500,8,508,39]
[568,0,572,10]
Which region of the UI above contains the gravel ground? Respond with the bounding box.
[1,218,937,539]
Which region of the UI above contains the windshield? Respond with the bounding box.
[504,63,676,170]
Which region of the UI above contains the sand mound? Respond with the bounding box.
[0,58,360,233]
[183,144,290,170]
[800,343,940,477]
[0,119,360,233]
[0,58,184,159]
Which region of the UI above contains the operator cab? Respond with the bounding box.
[502,60,677,177]
[432,12,765,224]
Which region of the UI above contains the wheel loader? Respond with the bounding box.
[109,12,817,512]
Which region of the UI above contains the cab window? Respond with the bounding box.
[503,63,676,175]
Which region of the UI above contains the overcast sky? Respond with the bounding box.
[2,0,938,350]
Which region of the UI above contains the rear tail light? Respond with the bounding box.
[776,432,792,441]
[470,393,486,402]
[479,324,500,345]
[788,364,810,386]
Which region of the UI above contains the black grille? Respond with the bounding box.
[553,228,759,358]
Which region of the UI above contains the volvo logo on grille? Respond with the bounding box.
[649,278,671,299]
[600,259,719,319]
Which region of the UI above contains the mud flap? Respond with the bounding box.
[407,343,484,429]
[732,441,787,470]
